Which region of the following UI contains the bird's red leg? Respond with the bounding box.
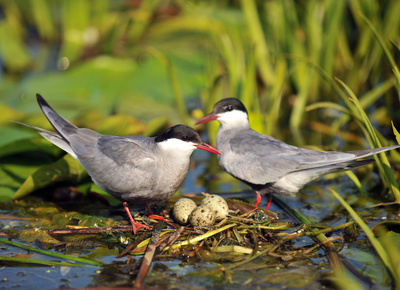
[123,202,150,234]
[265,193,272,211]
[145,202,170,222]
[254,192,262,207]
[254,192,272,210]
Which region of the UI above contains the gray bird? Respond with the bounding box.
[16,94,221,233]
[195,98,399,210]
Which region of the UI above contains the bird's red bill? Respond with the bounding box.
[195,142,221,155]
[194,113,218,125]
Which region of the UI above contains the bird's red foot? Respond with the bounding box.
[147,214,169,222]
[123,202,150,234]
[130,221,150,235]
[144,202,171,223]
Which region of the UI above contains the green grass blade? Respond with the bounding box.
[306,102,353,116]
[392,122,400,145]
[0,237,104,266]
[321,0,346,77]
[60,0,90,63]
[329,188,398,285]
[336,79,400,201]
[263,195,343,272]
[264,58,286,136]
[0,256,92,267]
[164,223,237,251]
[240,0,274,86]
[374,226,400,287]
[345,171,368,196]
[360,13,400,98]
[145,47,191,124]
[30,0,55,40]
[0,17,31,71]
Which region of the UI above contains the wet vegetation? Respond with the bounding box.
[1,1,400,289]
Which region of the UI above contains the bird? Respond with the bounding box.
[195,98,399,210]
[16,94,221,234]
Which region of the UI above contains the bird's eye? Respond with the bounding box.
[182,136,189,141]
[224,105,233,111]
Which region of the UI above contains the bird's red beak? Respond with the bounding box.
[195,142,221,155]
[194,113,218,125]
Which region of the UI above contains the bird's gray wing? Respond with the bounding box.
[71,135,158,194]
[98,136,156,166]
[221,130,358,185]
[70,134,156,168]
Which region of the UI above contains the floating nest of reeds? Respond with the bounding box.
[46,194,349,288]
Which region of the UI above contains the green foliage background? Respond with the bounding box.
[1,1,400,288]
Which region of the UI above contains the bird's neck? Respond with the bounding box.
[219,118,251,131]
[217,110,250,130]
[157,140,194,166]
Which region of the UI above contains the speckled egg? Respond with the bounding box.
[189,205,216,227]
[173,198,197,225]
[200,194,229,221]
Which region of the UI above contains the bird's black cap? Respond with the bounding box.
[155,124,202,144]
[212,98,248,115]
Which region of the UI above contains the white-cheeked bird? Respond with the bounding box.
[195,98,399,210]
[16,94,221,233]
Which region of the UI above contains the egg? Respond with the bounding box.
[200,194,229,221]
[189,205,215,227]
[172,198,197,225]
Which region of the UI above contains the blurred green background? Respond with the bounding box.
[1,0,400,139]
[1,0,400,202]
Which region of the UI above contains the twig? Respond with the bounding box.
[48,225,147,235]
[155,226,185,255]
[163,223,237,251]
[117,232,152,258]
[134,222,164,289]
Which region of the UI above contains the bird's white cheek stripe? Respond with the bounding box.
[158,138,196,153]
[218,110,249,128]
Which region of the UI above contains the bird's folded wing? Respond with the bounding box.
[94,135,156,167]
[226,132,357,184]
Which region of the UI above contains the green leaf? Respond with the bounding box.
[0,136,62,159]
[12,154,88,200]
[0,163,42,202]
